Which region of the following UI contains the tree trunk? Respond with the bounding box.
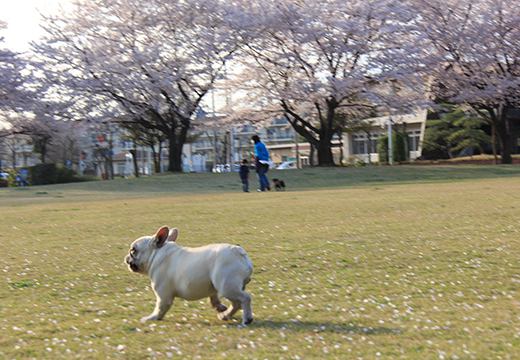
[150,143,160,174]
[317,139,335,166]
[282,100,338,167]
[487,104,513,164]
[11,147,16,169]
[167,127,188,172]
[497,120,513,164]
[491,121,498,165]
[40,142,47,164]
[168,138,179,172]
[316,120,335,166]
[107,135,114,179]
[314,99,337,167]
[130,147,139,177]
[496,109,513,164]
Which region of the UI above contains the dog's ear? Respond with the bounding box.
[167,228,179,242]
[154,226,169,248]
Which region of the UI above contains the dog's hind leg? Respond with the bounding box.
[218,278,253,325]
[210,294,228,313]
[217,300,241,321]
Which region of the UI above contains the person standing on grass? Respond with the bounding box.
[251,135,271,191]
[239,159,250,192]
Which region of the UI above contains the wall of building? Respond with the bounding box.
[343,111,427,164]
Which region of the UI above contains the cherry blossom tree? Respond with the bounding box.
[0,21,31,132]
[230,0,426,166]
[33,0,246,172]
[412,0,520,163]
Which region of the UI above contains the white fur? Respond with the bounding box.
[125,226,253,325]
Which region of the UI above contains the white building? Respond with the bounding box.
[344,110,427,164]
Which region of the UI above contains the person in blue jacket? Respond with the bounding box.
[252,135,271,191]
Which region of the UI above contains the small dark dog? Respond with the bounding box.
[272,178,286,191]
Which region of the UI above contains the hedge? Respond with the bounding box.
[377,131,409,164]
[29,164,82,185]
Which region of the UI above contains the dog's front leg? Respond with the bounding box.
[141,288,174,323]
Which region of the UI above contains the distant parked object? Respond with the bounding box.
[212,164,231,173]
[276,161,296,170]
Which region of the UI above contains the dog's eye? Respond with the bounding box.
[130,248,137,255]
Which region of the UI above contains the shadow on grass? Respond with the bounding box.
[245,319,402,335]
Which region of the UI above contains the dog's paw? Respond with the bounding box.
[218,312,231,321]
[215,304,228,313]
[242,317,254,326]
[140,315,158,323]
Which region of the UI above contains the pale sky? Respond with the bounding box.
[0,0,67,51]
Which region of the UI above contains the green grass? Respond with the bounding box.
[1,165,519,358]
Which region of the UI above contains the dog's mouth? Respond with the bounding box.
[125,255,139,272]
[129,262,139,272]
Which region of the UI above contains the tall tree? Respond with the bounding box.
[0,22,18,112]
[0,21,33,135]
[423,105,490,159]
[412,0,520,163]
[34,0,244,172]
[232,0,425,166]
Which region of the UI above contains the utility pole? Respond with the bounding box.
[211,89,218,168]
[388,116,393,165]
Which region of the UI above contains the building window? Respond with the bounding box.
[272,118,289,126]
[352,135,367,155]
[353,134,379,154]
[369,135,378,154]
[407,130,421,152]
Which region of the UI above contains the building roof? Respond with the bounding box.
[365,110,428,127]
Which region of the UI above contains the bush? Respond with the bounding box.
[29,164,57,185]
[56,167,79,184]
[378,131,408,164]
[29,163,83,185]
[344,157,368,167]
[3,169,22,187]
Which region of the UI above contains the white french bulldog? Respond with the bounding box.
[124,226,254,325]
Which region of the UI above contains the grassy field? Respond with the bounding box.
[1,165,519,359]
